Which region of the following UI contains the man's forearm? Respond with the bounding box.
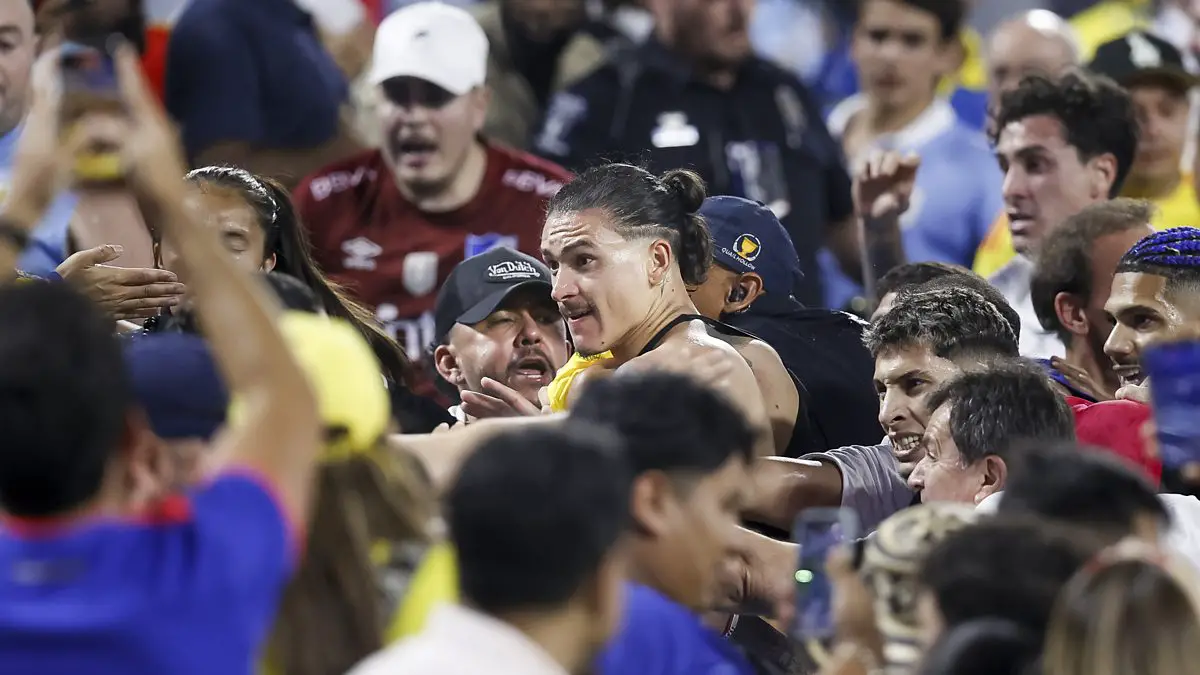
[860,215,905,303]
[716,527,799,617]
[827,215,905,295]
[389,414,568,493]
[743,457,843,531]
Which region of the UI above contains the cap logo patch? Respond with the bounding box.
[734,234,762,262]
[487,260,540,281]
[1129,33,1161,68]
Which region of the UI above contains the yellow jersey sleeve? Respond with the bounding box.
[386,540,459,642]
[972,213,1016,279]
[545,351,616,413]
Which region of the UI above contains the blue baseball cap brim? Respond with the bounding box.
[701,196,804,298]
[122,333,229,441]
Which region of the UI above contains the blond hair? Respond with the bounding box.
[1043,542,1200,675]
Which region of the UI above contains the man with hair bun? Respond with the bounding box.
[463,163,797,459]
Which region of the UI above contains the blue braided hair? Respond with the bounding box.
[1116,227,1200,287]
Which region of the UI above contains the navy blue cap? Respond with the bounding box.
[434,246,553,343]
[123,333,229,441]
[701,196,804,299]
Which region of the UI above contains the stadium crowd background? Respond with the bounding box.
[6,1,1200,675]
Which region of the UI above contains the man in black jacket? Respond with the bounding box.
[690,196,882,451]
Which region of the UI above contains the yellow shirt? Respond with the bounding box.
[1147,176,1200,231]
[972,175,1200,278]
[1069,0,1150,61]
[546,351,616,412]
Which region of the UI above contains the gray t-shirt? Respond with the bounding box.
[801,443,912,533]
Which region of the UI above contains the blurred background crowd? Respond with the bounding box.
[8,1,1200,675]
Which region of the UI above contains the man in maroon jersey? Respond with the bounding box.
[293,1,573,360]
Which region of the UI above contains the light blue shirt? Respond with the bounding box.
[818,97,1004,309]
[0,123,77,277]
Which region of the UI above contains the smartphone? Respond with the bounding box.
[60,36,125,185]
[1144,339,1200,469]
[791,507,860,642]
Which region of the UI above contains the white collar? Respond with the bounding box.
[988,254,1034,285]
[426,604,569,675]
[975,491,1004,513]
[826,95,957,153]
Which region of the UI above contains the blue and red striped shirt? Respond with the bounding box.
[0,472,298,674]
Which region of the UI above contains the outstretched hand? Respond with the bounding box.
[56,244,185,320]
[620,342,737,395]
[1050,356,1115,401]
[459,377,544,419]
[853,150,920,221]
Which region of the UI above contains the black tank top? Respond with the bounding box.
[637,314,820,458]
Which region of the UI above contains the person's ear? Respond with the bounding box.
[433,343,466,388]
[646,239,673,287]
[629,471,677,537]
[471,86,492,132]
[724,273,764,314]
[261,252,277,273]
[974,455,1008,505]
[1088,153,1118,199]
[1053,291,1089,337]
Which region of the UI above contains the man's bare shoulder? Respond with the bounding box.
[677,320,787,378]
[731,338,795,396]
[618,324,748,384]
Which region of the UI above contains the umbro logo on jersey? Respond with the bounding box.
[341,237,382,271]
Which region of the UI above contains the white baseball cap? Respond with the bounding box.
[367,2,490,96]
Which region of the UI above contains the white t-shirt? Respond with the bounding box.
[988,257,1064,360]
[976,491,1200,572]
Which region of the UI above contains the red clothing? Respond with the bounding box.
[1067,396,1162,485]
[143,24,171,103]
[294,143,571,358]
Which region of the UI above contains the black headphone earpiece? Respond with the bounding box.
[727,286,747,303]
